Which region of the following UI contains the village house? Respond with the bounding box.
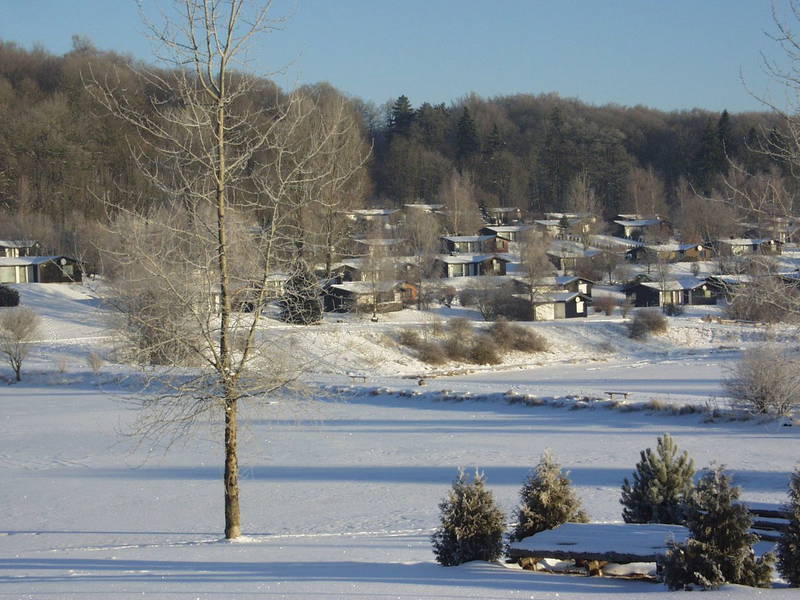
[0,255,82,284]
[434,254,510,278]
[479,224,533,245]
[323,280,411,314]
[626,241,708,264]
[0,239,41,258]
[624,276,716,307]
[486,206,521,225]
[440,234,498,254]
[531,291,590,320]
[715,238,783,257]
[613,214,669,241]
[546,239,600,271]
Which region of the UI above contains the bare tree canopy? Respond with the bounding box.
[0,307,40,382]
[89,0,365,539]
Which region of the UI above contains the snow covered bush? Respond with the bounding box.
[280,259,322,324]
[778,469,800,586]
[659,467,774,590]
[723,345,800,416]
[416,341,447,365]
[0,284,19,307]
[628,309,668,339]
[431,469,505,566]
[592,295,616,316]
[447,317,474,337]
[398,329,422,349]
[621,433,695,525]
[468,338,501,365]
[487,319,548,352]
[0,307,41,382]
[510,450,589,542]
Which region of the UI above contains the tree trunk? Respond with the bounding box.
[224,395,241,539]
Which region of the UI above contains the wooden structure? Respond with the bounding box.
[625,277,716,308]
[434,254,510,278]
[0,256,82,284]
[508,522,690,570]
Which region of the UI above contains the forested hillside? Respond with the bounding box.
[0,39,790,251]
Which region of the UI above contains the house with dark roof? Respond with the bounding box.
[0,256,82,284]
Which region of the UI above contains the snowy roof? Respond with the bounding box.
[589,234,644,249]
[437,254,507,264]
[488,206,519,213]
[441,235,495,243]
[643,242,703,253]
[717,238,780,246]
[534,219,563,227]
[706,274,753,285]
[404,203,443,211]
[350,208,399,217]
[614,219,661,227]
[0,239,38,248]
[0,255,73,266]
[639,277,707,291]
[532,291,581,303]
[330,281,400,295]
[482,225,533,233]
[510,523,689,562]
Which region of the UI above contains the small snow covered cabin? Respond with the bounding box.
[324,280,410,313]
[715,238,782,257]
[440,234,497,254]
[531,291,590,320]
[0,255,82,284]
[435,254,510,277]
[486,206,521,225]
[480,224,533,244]
[625,277,716,307]
[0,239,41,258]
[627,242,708,263]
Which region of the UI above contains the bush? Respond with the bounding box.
[487,319,547,353]
[491,294,532,321]
[443,335,472,361]
[0,285,19,307]
[621,433,695,525]
[468,337,501,365]
[416,341,448,365]
[398,329,422,349]
[458,288,477,308]
[663,303,684,316]
[659,467,774,590]
[723,345,800,416]
[628,309,667,339]
[431,469,505,566]
[280,259,322,324]
[592,295,616,316]
[448,317,474,338]
[510,450,589,542]
[778,469,800,586]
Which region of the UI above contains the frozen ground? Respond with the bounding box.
[1,284,799,599]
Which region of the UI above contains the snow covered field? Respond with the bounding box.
[2,284,799,599]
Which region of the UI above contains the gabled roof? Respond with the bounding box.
[531,291,588,303]
[638,277,706,291]
[436,253,509,264]
[441,234,495,243]
[330,281,401,295]
[482,224,533,233]
[0,255,74,267]
[0,239,38,248]
[614,218,661,227]
[717,238,781,246]
[353,237,405,247]
[350,208,400,217]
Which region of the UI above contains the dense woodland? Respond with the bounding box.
[0,39,793,261]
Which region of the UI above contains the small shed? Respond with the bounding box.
[531,291,590,320]
[0,256,82,284]
[435,254,510,277]
[324,280,405,313]
[0,239,41,258]
[441,234,496,254]
[626,277,716,307]
[716,238,783,257]
[480,224,533,244]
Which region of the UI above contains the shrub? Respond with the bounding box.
[448,317,474,338]
[592,295,616,316]
[663,303,684,316]
[628,309,667,339]
[621,433,695,525]
[723,344,800,416]
[443,335,472,361]
[0,284,19,307]
[659,467,774,590]
[487,319,547,352]
[458,288,477,308]
[778,469,800,586]
[431,469,505,566]
[416,341,448,365]
[468,337,501,365]
[510,450,589,542]
[491,294,532,321]
[398,329,422,349]
[87,352,104,374]
[280,259,322,324]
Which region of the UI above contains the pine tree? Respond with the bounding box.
[455,107,480,172]
[389,95,415,138]
[778,468,800,586]
[510,450,589,541]
[621,433,695,525]
[660,467,774,590]
[280,258,322,324]
[431,469,505,566]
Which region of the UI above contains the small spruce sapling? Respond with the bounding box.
[660,467,774,590]
[511,450,589,541]
[621,433,695,524]
[778,468,800,586]
[431,469,505,566]
[280,258,322,324]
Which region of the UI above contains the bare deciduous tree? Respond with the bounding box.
[403,206,442,309]
[724,344,800,416]
[88,0,363,539]
[518,230,555,305]
[625,166,669,217]
[0,307,40,382]
[440,169,484,236]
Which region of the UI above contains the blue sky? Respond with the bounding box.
[0,0,791,113]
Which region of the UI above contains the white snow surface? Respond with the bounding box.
[2,283,800,599]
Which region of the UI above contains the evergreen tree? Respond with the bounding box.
[778,468,800,586]
[455,106,480,172]
[717,109,733,166]
[660,467,774,590]
[431,469,505,566]
[388,95,415,138]
[621,433,695,525]
[510,450,589,542]
[280,258,322,324]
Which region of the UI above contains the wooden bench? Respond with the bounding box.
[508,523,689,576]
[347,371,367,383]
[605,391,630,401]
